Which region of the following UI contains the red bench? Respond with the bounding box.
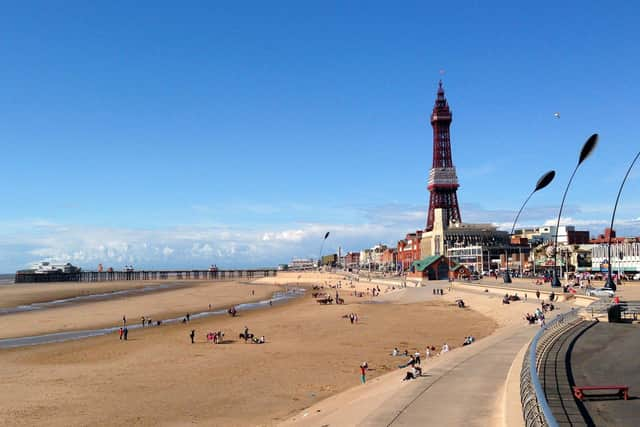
[573,385,629,401]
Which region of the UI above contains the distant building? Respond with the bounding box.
[420,208,511,273]
[380,248,398,272]
[397,231,422,271]
[345,252,360,270]
[288,258,315,270]
[513,225,590,245]
[590,229,640,275]
[321,254,338,267]
[359,249,372,268]
[408,255,448,280]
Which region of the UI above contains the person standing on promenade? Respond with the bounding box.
[360,362,368,384]
[190,329,195,344]
[123,327,128,340]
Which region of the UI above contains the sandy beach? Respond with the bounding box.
[0,280,198,309]
[0,273,498,426]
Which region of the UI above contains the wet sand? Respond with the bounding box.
[0,280,199,308]
[0,280,280,339]
[0,274,497,426]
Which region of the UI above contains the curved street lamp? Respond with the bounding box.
[605,150,640,290]
[318,231,330,270]
[551,134,599,287]
[504,170,556,283]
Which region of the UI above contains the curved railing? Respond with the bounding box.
[520,309,581,427]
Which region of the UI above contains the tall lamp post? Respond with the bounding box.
[552,134,599,287]
[318,232,330,270]
[605,150,640,290]
[504,170,556,283]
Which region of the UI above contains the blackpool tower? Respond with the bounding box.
[425,81,462,231]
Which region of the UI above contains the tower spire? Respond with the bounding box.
[426,81,461,231]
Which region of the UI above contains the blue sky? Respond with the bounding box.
[1,1,639,272]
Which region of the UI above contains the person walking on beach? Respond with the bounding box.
[186,313,191,322]
[141,316,145,327]
[536,290,540,300]
[122,315,127,326]
[190,329,195,344]
[360,362,368,384]
[119,327,123,340]
[123,327,128,340]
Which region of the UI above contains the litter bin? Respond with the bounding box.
[608,304,622,323]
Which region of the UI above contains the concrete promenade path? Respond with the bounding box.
[358,323,536,427]
[282,285,552,427]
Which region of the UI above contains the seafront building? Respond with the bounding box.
[288,258,316,270]
[513,225,590,245]
[589,228,640,276]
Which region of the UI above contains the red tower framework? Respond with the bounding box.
[426,81,462,231]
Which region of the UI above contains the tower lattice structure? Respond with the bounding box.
[426,81,462,231]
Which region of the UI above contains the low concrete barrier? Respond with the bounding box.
[452,282,598,306]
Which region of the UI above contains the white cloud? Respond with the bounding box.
[2,203,639,272]
[162,246,174,256]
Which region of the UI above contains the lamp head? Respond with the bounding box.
[578,133,598,165]
[534,170,556,192]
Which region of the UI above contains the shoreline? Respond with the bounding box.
[0,280,283,339]
[0,287,305,349]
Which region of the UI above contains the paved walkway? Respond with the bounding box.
[358,324,536,426]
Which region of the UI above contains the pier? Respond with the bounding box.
[14,269,277,284]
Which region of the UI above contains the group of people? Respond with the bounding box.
[344,312,359,324]
[366,285,382,296]
[140,316,154,327]
[462,336,475,346]
[118,327,129,340]
[388,343,452,381]
[206,330,225,344]
[502,293,526,304]
[433,288,445,295]
[401,351,423,381]
[524,305,550,326]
